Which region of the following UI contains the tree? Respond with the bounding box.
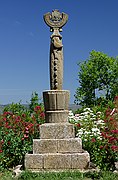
[74,50,118,106]
[29,92,41,113]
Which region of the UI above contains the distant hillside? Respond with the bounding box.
[0,104,81,114]
[69,104,81,111]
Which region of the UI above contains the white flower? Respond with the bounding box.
[95,120,105,126]
[92,128,100,132]
[97,111,102,115]
[75,114,80,117]
[84,131,91,134]
[83,108,92,112]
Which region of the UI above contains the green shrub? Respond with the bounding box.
[0,93,45,170]
[69,97,118,171]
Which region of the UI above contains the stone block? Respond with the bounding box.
[71,152,90,169]
[45,110,69,123]
[57,138,82,153]
[44,153,71,169]
[33,138,82,154]
[25,154,44,170]
[43,90,70,111]
[33,139,58,154]
[40,123,75,139]
[25,152,90,170]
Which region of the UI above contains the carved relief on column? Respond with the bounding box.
[44,10,68,90]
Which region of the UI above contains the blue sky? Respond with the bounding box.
[0,0,118,104]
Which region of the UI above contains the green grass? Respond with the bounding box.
[0,170,118,180]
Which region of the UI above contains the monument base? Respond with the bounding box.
[25,123,90,171]
[25,89,90,171]
[25,152,90,171]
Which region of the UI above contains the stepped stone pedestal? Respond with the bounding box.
[25,90,90,171]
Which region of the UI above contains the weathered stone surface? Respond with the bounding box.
[40,123,75,139]
[71,151,90,169]
[57,138,82,153]
[25,154,44,169]
[44,10,68,90]
[33,138,82,154]
[45,110,69,123]
[43,90,70,110]
[33,139,58,154]
[44,153,71,169]
[43,90,70,123]
[25,152,90,170]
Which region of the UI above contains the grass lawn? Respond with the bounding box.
[0,170,118,180]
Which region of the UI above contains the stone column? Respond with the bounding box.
[25,10,90,171]
[43,10,70,124]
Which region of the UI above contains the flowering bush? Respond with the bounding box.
[0,95,45,170]
[69,97,118,171]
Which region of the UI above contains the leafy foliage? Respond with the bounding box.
[29,92,42,113]
[75,50,118,106]
[69,97,118,171]
[0,92,45,170]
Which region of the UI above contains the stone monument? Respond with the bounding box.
[25,10,90,171]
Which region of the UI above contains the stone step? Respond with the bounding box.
[40,123,75,139]
[33,138,82,154]
[25,152,90,170]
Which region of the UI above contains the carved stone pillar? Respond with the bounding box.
[25,10,90,171]
[43,9,68,90]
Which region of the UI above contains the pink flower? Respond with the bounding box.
[25,131,29,134]
[25,127,29,131]
[24,134,29,138]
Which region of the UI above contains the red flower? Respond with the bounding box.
[22,113,26,118]
[111,130,118,134]
[0,150,3,153]
[76,123,81,128]
[91,138,96,143]
[100,145,104,149]
[109,117,114,121]
[111,145,118,151]
[7,141,11,145]
[114,96,118,101]
[3,118,7,121]
[34,106,41,112]
[40,112,45,118]
[1,140,4,144]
